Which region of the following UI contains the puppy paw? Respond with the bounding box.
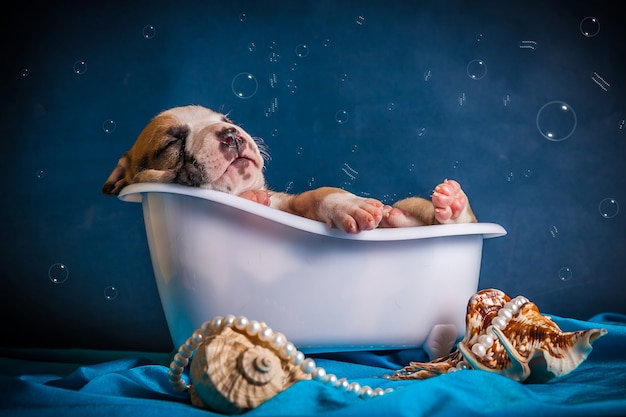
[432,179,475,224]
[238,190,271,206]
[325,196,384,233]
[380,206,423,228]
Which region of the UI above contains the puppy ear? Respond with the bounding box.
[101,154,131,195]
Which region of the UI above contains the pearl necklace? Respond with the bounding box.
[448,295,529,373]
[168,314,394,399]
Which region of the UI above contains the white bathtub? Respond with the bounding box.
[119,183,506,353]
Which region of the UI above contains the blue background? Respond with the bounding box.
[2,0,624,352]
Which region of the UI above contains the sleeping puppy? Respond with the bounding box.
[102,105,476,233]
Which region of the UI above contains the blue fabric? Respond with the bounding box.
[1,314,625,417]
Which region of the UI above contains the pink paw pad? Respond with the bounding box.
[432,180,470,224]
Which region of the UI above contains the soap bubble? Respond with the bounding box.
[102,119,116,133]
[73,60,87,75]
[142,25,156,39]
[231,72,258,99]
[247,42,256,52]
[295,44,309,58]
[558,267,572,281]
[49,263,69,284]
[323,38,331,47]
[475,33,484,42]
[104,286,119,300]
[335,110,349,124]
[20,68,30,77]
[35,170,45,179]
[549,225,559,238]
[598,198,619,219]
[355,16,366,25]
[619,119,625,130]
[387,102,396,111]
[466,59,487,80]
[580,16,600,37]
[536,101,577,141]
[424,70,432,82]
[239,13,247,22]
[268,52,281,62]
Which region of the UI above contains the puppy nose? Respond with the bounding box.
[220,128,244,148]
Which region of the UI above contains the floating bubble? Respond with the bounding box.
[503,94,511,107]
[296,146,304,155]
[247,42,257,52]
[35,170,45,179]
[523,169,532,178]
[268,41,277,49]
[271,128,279,137]
[290,62,299,71]
[598,198,619,219]
[340,73,348,82]
[475,33,484,42]
[387,102,395,111]
[73,60,87,75]
[231,72,258,99]
[104,285,118,300]
[452,160,460,169]
[466,59,487,80]
[418,127,426,137]
[323,38,331,47]
[558,267,572,282]
[284,181,294,193]
[580,16,600,37]
[49,263,69,284]
[408,163,415,172]
[355,16,366,25]
[20,68,30,77]
[142,25,156,39]
[351,144,358,153]
[342,163,358,181]
[506,171,514,182]
[424,70,432,82]
[458,92,466,106]
[536,101,577,141]
[619,119,625,130]
[239,13,247,22]
[102,119,116,133]
[308,177,316,187]
[335,110,349,124]
[295,44,309,58]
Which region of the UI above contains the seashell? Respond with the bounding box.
[391,288,607,382]
[188,326,309,414]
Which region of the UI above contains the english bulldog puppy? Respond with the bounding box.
[102,105,476,233]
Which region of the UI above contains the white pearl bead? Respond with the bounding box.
[504,301,519,314]
[300,358,316,374]
[491,316,507,330]
[208,317,223,333]
[234,316,249,330]
[191,330,204,345]
[223,314,236,327]
[471,343,487,357]
[485,325,496,336]
[280,342,296,359]
[324,374,337,385]
[456,361,469,370]
[291,351,305,366]
[271,332,286,350]
[478,334,495,348]
[311,367,327,381]
[359,386,374,398]
[498,307,513,321]
[336,378,349,390]
[373,387,385,396]
[347,382,361,393]
[246,320,261,336]
[259,326,273,342]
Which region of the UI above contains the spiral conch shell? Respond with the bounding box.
[392,288,607,382]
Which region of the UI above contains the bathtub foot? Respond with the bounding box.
[423,324,458,360]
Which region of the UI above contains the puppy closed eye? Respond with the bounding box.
[154,125,189,158]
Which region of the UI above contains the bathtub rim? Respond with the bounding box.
[119,182,507,241]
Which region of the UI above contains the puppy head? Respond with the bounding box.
[102,105,269,196]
